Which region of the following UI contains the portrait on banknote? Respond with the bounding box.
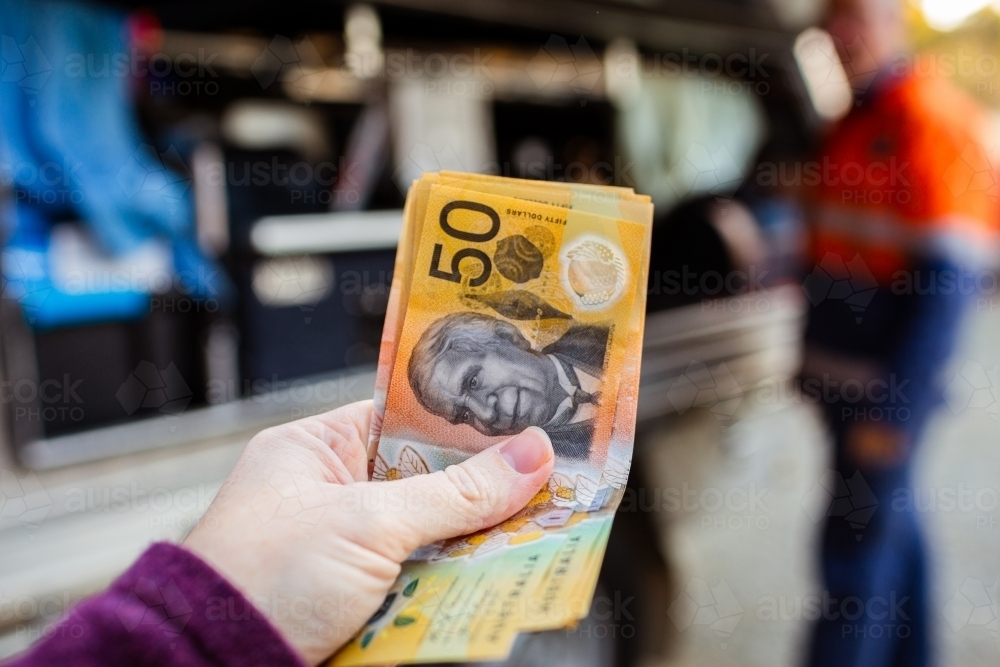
[376,184,647,470]
[407,312,609,459]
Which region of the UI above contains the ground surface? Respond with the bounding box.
[639,307,1000,667]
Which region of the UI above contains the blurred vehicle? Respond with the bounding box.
[0,0,828,663]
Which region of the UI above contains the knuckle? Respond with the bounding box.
[253,423,285,445]
[247,429,270,448]
[366,511,401,544]
[443,464,499,511]
[368,513,420,561]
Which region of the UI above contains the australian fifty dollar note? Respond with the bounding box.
[330,174,652,666]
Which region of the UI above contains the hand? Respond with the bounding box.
[183,399,554,665]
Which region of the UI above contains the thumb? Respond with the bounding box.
[369,427,554,557]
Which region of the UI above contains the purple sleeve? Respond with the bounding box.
[4,543,307,667]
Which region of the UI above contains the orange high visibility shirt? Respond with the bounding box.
[811,65,1000,283]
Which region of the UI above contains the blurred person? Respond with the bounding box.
[2,400,554,667]
[802,0,1000,666]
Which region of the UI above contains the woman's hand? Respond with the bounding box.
[183,399,553,665]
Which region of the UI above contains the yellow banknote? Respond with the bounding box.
[336,173,652,666]
[519,196,652,633]
[438,170,650,204]
[367,173,651,468]
[332,530,568,666]
[378,183,646,473]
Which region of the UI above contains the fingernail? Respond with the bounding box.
[500,427,552,474]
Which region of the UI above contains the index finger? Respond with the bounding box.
[293,399,374,483]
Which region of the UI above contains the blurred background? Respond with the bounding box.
[0,0,998,665]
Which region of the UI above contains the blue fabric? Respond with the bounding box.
[806,415,931,667]
[0,242,152,329]
[804,259,972,667]
[0,0,231,328]
[805,259,972,435]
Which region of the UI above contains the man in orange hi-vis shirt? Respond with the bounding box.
[801,0,999,666]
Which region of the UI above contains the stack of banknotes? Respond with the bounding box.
[330,172,653,666]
